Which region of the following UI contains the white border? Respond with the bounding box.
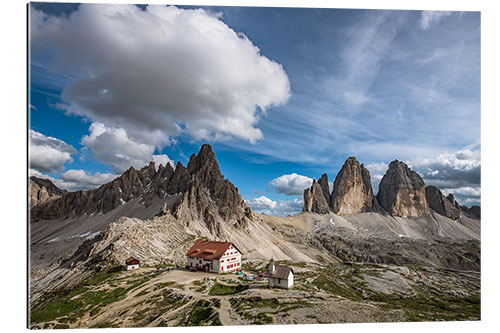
[2,0,498,332]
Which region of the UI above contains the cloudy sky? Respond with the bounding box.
[29,2,480,216]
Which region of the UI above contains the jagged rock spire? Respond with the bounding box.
[303,178,330,214]
[31,144,253,232]
[331,157,377,215]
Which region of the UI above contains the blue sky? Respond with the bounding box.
[29,3,481,216]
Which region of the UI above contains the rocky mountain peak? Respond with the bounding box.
[377,160,429,217]
[331,156,377,215]
[447,193,461,211]
[31,144,252,233]
[425,186,460,220]
[318,173,331,205]
[303,177,330,214]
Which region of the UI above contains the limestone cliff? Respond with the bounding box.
[331,157,378,215]
[377,160,429,217]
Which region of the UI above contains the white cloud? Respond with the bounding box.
[81,122,175,173]
[245,196,304,217]
[365,162,388,192]
[408,149,480,189]
[419,11,454,30]
[29,129,77,173]
[442,186,481,198]
[365,161,388,173]
[60,169,117,186]
[152,155,175,170]
[30,169,105,191]
[245,196,277,211]
[269,173,313,196]
[271,198,304,217]
[31,4,290,147]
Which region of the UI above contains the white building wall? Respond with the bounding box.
[287,272,294,288]
[218,245,242,273]
[187,256,217,272]
[269,272,294,289]
[126,264,139,271]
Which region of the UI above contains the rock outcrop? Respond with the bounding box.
[318,173,331,205]
[461,205,481,219]
[303,179,331,214]
[172,144,253,232]
[331,157,378,215]
[31,144,252,234]
[425,186,460,220]
[29,176,67,207]
[447,193,461,211]
[377,160,429,217]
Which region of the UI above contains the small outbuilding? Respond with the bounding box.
[125,257,140,271]
[266,258,294,289]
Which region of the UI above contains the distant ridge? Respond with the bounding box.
[29,176,67,207]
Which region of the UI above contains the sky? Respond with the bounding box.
[28,2,481,216]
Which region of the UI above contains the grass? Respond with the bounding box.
[208,283,248,296]
[177,300,221,326]
[131,289,191,326]
[30,266,154,325]
[229,296,312,324]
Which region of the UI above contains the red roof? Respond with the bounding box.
[126,257,140,265]
[186,240,243,260]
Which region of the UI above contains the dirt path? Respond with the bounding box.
[218,298,233,326]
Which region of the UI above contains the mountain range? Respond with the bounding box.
[303,157,480,219]
[29,144,480,298]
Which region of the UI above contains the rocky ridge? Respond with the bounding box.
[29,176,67,207]
[30,144,252,235]
[304,157,479,220]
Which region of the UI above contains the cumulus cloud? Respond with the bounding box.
[365,161,388,192]
[270,198,304,217]
[29,129,77,173]
[269,173,313,196]
[60,169,117,186]
[30,168,110,191]
[419,11,454,30]
[31,4,290,147]
[245,196,277,211]
[152,155,175,170]
[245,196,303,217]
[81,122,174,173]
[408,150,480,190]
